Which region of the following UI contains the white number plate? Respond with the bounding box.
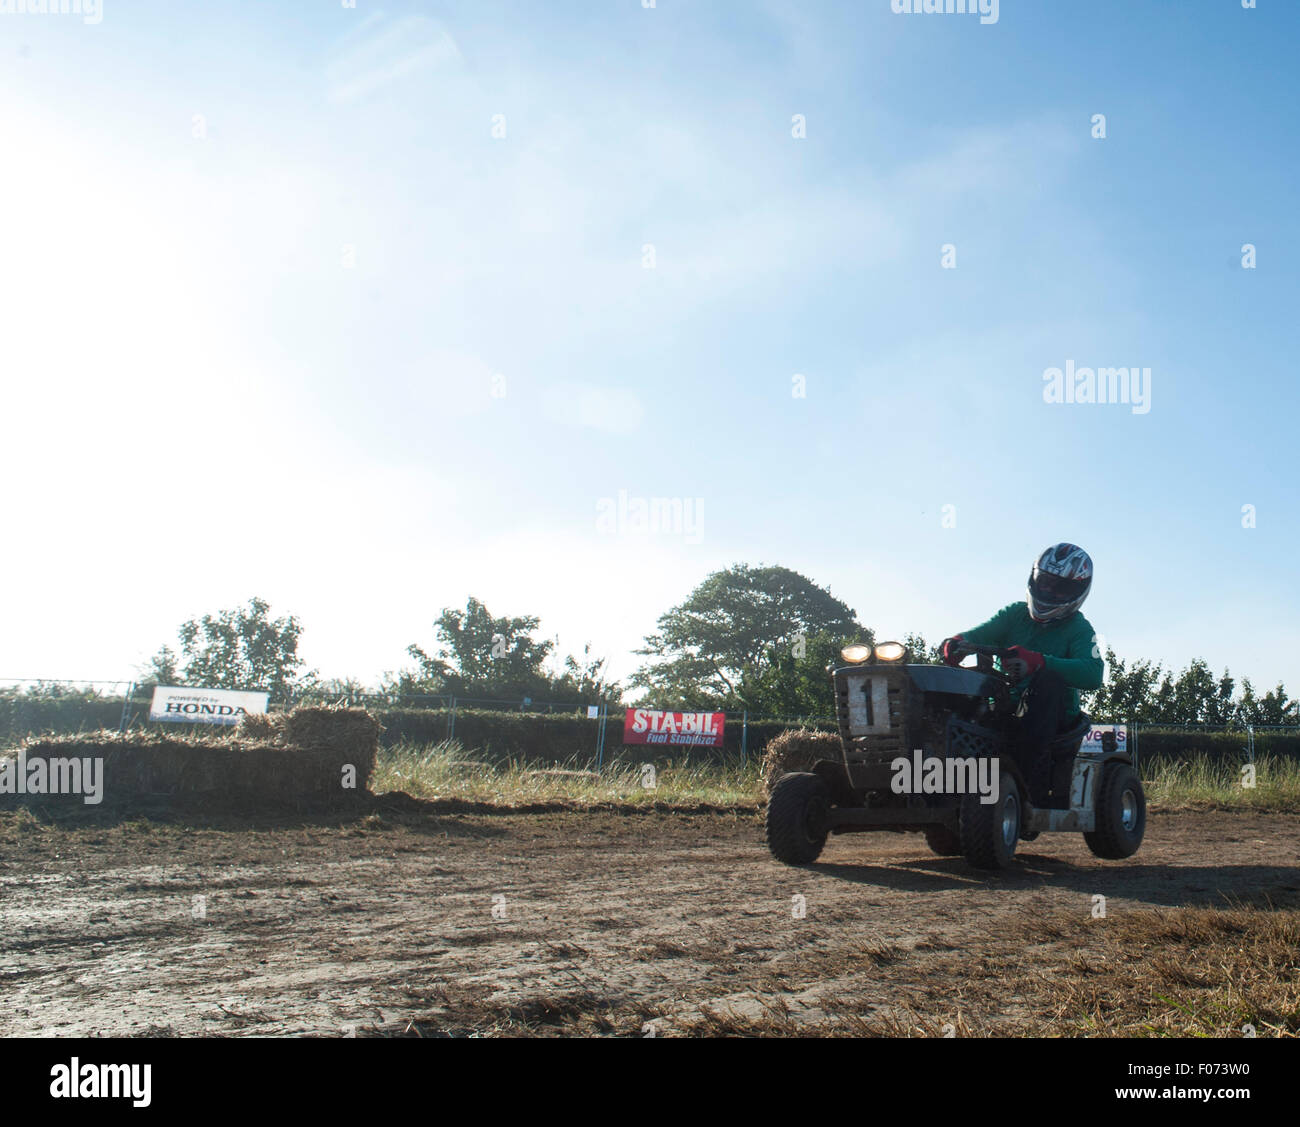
[845,674,893,735]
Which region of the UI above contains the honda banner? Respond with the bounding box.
[149,686,270,726]
[623,709,726,748]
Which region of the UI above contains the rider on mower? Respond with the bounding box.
[941,543,1103,804]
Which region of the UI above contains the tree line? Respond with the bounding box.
[108,565,1295,727]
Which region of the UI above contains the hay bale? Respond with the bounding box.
[759,728,843,798]
[2,707,382,810]
[237,712,277,741]
[281,706,381,760]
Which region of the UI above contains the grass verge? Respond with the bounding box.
[371,742,1300,812]
[370,740,762,807]
[1142,752,1300,812]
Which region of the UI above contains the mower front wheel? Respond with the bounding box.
[959,767,1021,870]
[766,772,832,865]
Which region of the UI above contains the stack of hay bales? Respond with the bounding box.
[5,706,380,809]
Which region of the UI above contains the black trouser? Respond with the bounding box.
[1011,669,1072,800]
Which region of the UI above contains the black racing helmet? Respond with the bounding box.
[1027,543,1093,622]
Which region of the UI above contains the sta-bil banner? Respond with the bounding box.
[623,709,726,748]
[149,686,270,726]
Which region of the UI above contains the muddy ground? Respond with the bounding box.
[1,801,1296,1036]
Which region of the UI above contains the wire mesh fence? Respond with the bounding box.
[2,678,1297,766]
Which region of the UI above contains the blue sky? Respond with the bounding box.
[1,0,1296,699]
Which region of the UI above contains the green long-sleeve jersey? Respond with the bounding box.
[960,602,1103,717]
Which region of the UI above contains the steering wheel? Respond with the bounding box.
[949,641,1017,683]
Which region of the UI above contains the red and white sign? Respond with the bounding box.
[623,709,726,748]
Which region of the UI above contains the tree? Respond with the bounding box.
[1210,668,1237,725]
[138,645,181,689]
[547,643,623,707]
[1083,650,1294,728]
[1239,680,1298,725]
[160,597,315,699]
[1149,671,1177,723]
[631,564,865,709]
[901,632,942,665]
[1236,677,1259,725]
[405,596,553,700]
[736,629,864,718]
[1082,649,1165,722]
[1160,660,1256,724]
[1260,684,1298,724]
[401,597,620,705]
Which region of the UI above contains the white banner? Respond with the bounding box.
[149,685,270,726]
[1081,724,1128,754]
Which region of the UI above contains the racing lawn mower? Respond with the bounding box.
[765,641,1145,870]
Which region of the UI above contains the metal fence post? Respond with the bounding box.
[596,703,608,771]
[118,682,135,734]
[448,694,456,742]
[741,710,748,765]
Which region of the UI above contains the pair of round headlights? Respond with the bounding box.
[840,641,907,664]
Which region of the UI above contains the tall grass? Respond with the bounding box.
[371,742,1300,812]
[371,740,762,806]
[1142,752,1300,811]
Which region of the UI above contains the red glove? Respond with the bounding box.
[1004,645,1045,681]
[941,636,969,667]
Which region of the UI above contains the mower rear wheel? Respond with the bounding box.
[1084,763,1146,859]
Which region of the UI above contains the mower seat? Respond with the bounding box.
[1048,713,1090,759]
[1044,714,1090,807]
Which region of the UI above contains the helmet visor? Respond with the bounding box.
[1031,571,1089,606]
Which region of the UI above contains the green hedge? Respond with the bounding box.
[1133,728,1300,763]
[0,696,124,742]
[374,707,837,763]
[378,707,599,759]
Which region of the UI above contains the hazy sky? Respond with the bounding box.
[1,0,1296,698]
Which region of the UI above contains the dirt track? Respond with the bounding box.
[1,803,1296,1036]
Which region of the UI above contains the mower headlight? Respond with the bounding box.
[840,643,872,664]
[873,641,907,663]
